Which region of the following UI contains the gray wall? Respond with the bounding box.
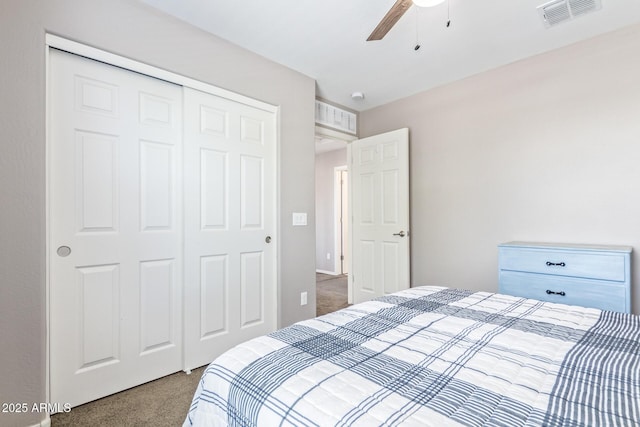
[315,149,348,273]
[360,23,640,316]
[0,1,316,425]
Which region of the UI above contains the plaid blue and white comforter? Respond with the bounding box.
[184,286,640,426]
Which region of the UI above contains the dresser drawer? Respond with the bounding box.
[499,271,628,313]
[499,247,627,282]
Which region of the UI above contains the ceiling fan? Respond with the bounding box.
[367,0,446,41]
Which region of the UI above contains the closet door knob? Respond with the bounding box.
[57,246,71,257]
[265,236,272,244]
[393,231,406,237]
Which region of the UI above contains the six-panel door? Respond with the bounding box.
[49,49,183,407]
[349,128,410,304]
[49,49,277,407]
[183,88,276,370]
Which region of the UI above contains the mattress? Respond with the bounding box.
[184,286,640,426]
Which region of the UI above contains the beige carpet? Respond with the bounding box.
[51,274,348,425]
[316,272,349,316]
[51,366,205,426]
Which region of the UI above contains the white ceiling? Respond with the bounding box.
[140,0,640,113]
[314,135,348,155]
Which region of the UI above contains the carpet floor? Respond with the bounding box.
[51,274,348,425]
[316,272,349,316]
[51,366,205,426]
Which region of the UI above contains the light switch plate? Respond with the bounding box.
[292,212,307,226]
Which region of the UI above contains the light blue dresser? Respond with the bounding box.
[498,242,632,313]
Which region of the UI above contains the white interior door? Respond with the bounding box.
[49,49,183,407]
[348,128,410,304]
[183,88,277,371]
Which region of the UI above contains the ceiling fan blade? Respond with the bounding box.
[367,0,414,41]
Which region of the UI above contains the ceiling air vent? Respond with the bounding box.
[538,0,602,28]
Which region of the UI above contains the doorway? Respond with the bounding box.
[314,127,355,316]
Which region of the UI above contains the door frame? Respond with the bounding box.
[334,166,348,275]
[45,34,280,405]
[314,126,355,276]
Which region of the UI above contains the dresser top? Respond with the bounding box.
[499,241,633,253]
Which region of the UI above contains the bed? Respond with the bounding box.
[184,286,640,426]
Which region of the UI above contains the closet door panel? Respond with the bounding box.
[50,49,182,408]
[50,47,278,406]
[183,88,277,370]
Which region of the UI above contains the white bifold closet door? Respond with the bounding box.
[49,49,183,408]
[183,88,277,371]
[49,49,277,408]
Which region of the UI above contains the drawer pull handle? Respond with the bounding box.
[546,290,566,296]
[546,261,566,267]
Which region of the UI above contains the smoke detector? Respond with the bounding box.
[538,0,602,28]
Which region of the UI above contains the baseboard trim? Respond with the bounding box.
[316,269,339,276]
[29,415,51,427]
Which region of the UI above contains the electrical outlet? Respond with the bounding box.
[300,291,308,306]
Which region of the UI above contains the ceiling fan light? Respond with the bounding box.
[412,0,445,7]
